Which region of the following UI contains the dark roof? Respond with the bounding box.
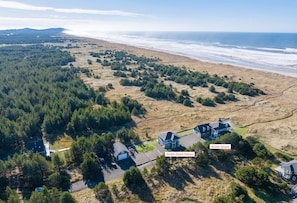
[209,122,230,130]
[26,140,45,153]
[194,123,212,133]
[194,120,230,132]
[158,131,180,141]
[113,142,129,157]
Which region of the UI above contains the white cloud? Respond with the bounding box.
[54,8,138,16]
[0,1,52,11]
[0,0,139,16]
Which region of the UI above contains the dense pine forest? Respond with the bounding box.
[0,45,139,156]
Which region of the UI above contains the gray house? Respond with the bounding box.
[26,140,47,157]
[194,119,231,139]
[158,131,180,149]
[275,160,297,181]
[113,142,129,161]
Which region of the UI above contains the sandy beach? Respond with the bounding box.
[67,35,297,155]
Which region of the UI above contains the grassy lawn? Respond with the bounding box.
[135,139,157,153]
[50,135,73,151]
[232,122,248,137]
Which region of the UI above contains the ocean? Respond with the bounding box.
[66,30,297,77]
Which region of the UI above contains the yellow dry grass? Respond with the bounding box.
[64,36,297,155]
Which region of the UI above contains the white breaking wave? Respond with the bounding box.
[64,29,297,77]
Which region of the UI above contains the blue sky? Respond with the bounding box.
[0,0,297,32]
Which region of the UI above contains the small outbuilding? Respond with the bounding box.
[113,142,129,161]
[158,131,180,149]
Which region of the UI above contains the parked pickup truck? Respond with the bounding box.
[275,160,297,181]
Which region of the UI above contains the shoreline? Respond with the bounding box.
[65,32,297,78]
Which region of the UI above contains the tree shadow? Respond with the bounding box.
[128,182,155,203]
[252,182,290,203]
[161,166,195,190]
[186,164,222,180]
[210,158,237,175]
[116,157,136,170]
[85,170,105,189]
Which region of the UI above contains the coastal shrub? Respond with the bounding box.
[116,127,139,143]
[111,62,122,70]
[183,98,193,107]
[93,182,112,202]
[121,96,146,115]
[252,143,272,159]
[213,196,230,203]
[143,83,177,101]
[196,97,216,107]
[274,152,293,162]
[155,155,171,176]
[235,165,269,186]
[228,82,264,96]
[235,166,257,185]
[113,70,127,77]
[188,142,209,164]
[214,182,248,203]
[209,85,216,93]
[107,83,113,89]
[123,167,145,187]
[214,92,237,104]
[229,181,248,200]
[181,89,190,96]
[80,152,101,180]
[102,59,110,66]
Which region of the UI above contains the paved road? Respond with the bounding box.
[70,133,202,192]
[179,133,205,148]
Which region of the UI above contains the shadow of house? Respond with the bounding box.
[158,131,180,149]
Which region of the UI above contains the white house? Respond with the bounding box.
[193,119,231,139]
[158,131,180,149]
